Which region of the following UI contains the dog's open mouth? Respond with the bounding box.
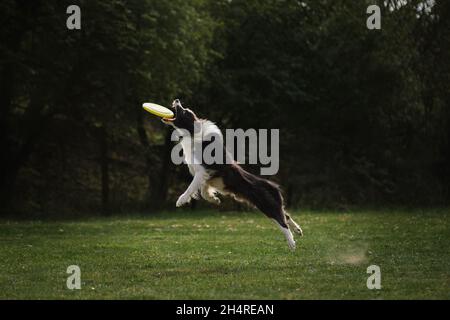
[162,107,176,123]
[161,101,179,124]
[162,117,175,123]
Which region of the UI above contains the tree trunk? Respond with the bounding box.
[136,103,155,210]
[136,104,172,212]
[99,125,110,215]
[152,130,172,209]
[0,94,46,213]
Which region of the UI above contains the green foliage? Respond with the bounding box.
[0,0,217,214]
[0,0,449,214]
[195,0,450,207]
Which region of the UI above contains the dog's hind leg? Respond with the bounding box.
[200,185,221,205]
[274,219,296,251]
[252,187,297,250]
[285,212,303,236]
[267,208,296,250]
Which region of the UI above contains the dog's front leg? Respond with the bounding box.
[176,170,205,207]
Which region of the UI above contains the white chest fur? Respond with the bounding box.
[177,120,222,177]
[179,137,196,176]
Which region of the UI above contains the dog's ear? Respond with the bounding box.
[172,99,182,108]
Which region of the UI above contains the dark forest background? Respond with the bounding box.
[1,0,449,217]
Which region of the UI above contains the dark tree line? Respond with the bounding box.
[0,0,449,216]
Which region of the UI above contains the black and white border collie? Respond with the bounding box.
[162,99,303,250]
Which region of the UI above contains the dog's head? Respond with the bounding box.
[162,99,198,134]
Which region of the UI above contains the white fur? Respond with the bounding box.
[176,166,207,207]
[175,120,220,207]
[275,221,296,251]
[287,216,303,235]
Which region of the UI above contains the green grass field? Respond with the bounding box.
[0,209,449,299]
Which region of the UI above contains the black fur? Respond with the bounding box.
[211,164,289,228]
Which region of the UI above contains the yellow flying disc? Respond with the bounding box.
[142,102,174,119]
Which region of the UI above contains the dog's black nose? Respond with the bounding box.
[174,99,180,104]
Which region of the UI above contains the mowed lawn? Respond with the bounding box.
[0,209,449,299]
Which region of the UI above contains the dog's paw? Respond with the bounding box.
[212,196,221,205]
[202,195,221,205]
[176,194,191,207]
[287,240,296,251]
[294,226,303,236]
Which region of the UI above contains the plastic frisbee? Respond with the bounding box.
[142,103,174,119]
